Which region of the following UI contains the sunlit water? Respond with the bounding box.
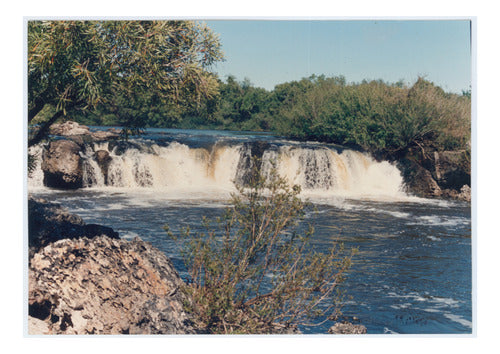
[28,128,472,334]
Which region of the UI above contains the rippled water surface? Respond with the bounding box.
[29,128,472,334]
[31,189,471,334]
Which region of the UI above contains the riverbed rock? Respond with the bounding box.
[28,197,119,259]
[94,150,113,184]
[28,236,196,334]
[328,322,367,334]
[49,121,119,142]
[41,140,84,189]
[49,121,91,136]
[91,130,120,141]
[458,184,471,202]
[395,145,471,201]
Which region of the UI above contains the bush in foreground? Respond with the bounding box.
[166,163,356,334]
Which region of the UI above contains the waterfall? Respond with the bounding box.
[29,139,406,200]
[106,142,242,191]
[261,146,405,199]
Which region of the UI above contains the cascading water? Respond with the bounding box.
[29,137,406,200]
[105,142,242,191]
[26,129,472,334]
[261,146,405,199]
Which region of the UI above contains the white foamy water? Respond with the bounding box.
[27,139,428,204]
[408,215,470,227]
[261,146,406,200]
[443,314,473,328]
[106,142,242,193]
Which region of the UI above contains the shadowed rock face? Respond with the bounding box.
[28,197,119,259]
[28,236,196,335]
[396,148,471,202]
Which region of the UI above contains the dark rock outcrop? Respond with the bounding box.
[396,147,471,201]
[41,140,84,189]
[28,236,196,334]
[398,158,442,198]
[28,197,119,259]
[40,121,121,189]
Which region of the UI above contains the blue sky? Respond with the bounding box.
[204,20,471,93]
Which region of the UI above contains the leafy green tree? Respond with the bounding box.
[166,162,356,333]
[28,20,224,146]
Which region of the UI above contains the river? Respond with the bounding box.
[28,128,472,334]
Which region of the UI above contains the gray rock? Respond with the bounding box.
[328,322,367,334]
[29,236,196,334]
[458,184,471,202]
[91,130,120,141]
[398,158,442,198]
[430,151,470,190]
[49,121,91,136]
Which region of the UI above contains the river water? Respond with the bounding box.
[28,128,472,334]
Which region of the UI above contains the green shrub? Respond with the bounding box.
[166,162,356,334]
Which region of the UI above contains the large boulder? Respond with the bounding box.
[49,121,119,143]
[28,197,119,259]
[41,140,83,189]
[28,236,196,334]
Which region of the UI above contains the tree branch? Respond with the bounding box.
[28,109,65,147]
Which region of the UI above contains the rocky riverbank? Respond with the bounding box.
[28,197,365,335]
[28,197,196,334]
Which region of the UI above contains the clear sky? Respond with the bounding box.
[204,20,471,93]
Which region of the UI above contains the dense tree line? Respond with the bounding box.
[29,20,471,157]
[200,75,471,155]
[94,74,469,155]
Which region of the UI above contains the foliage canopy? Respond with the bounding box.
[28,20,224,145]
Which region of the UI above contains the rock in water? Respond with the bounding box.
[458,184,471,202]
[41,140,83,189]
[28,236,196,334]
[328,322,367,334]
[94,150,112,184]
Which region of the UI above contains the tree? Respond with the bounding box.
[166,162,356,333]
[28,20,224,146]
